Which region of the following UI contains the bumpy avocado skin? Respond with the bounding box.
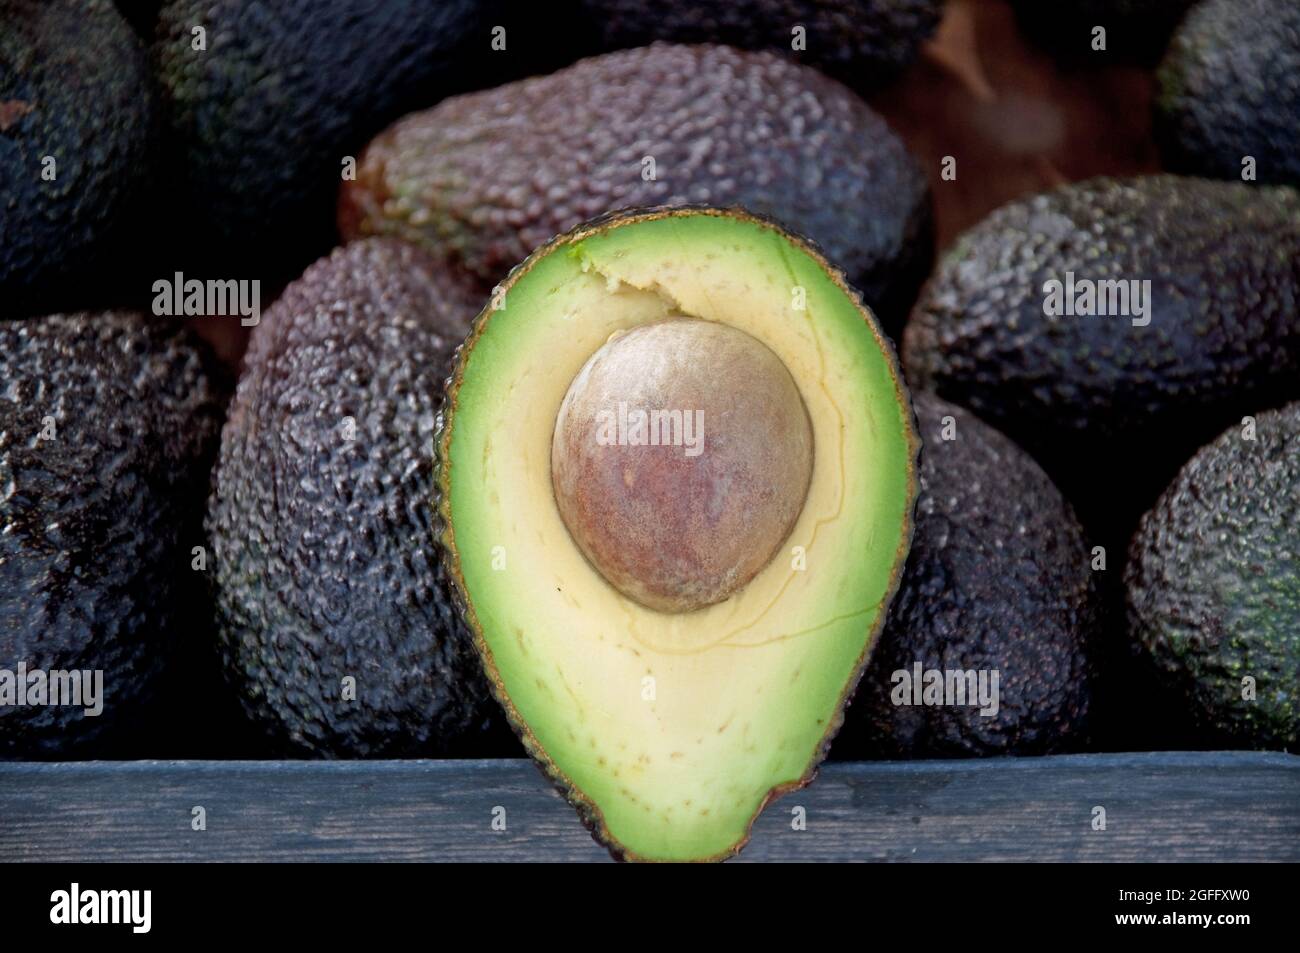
[0,313,227,757]
[1127,403,1300,752]
[1011,0,1197,64]
[153,0,489,268]
[904,176,1300,540]
[0,0,156,315]
[573,0,943,89]
[836,394,1100,758]
[340,44,933,333]
[1155,0,1300,187]
[208,239,509,757]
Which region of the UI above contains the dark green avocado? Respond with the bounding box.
[339,43,933,334]
[0,312,227,757]
[207,238,509,757]
[153,0,490,270]
[571,0,944,90]
[1155,0,1300,187]
[903,175,1300,542]
[836,393,1101,758]
[0,0,156,316]
[1127,401,1300,752]
[1011,0,1197,65]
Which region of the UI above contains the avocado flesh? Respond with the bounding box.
[440,209,916,861]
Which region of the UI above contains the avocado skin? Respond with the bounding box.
[1127,402,1300,752]
[0,0,156,315]
[153,0,489,271]
[1011,0,1197,65]
[1155,0,1300,187]
[340,44,933,334]
[208,238,510,757]
[571,0,942,90]
[835,394,1100,758]
[0,312,227,758]
[903,176,1300,542]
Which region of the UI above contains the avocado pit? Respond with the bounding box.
[551,317,814,614]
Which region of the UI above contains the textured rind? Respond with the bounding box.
[836,393,1100,758]
[903,175,1300,531]
[1155,0,1300,187]
[1011,0,1198,64]
[340,43,933,332]
[0,0,156,312]
[0,312,227,757]
[575,0,943,89]
[433,205,919,861]
[1127,402,1300,752]
[153,0,488,251]
[208,238,505,758]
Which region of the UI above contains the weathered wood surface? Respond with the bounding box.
[1,752,1296,862]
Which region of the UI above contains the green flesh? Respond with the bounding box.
[440,208,916,861]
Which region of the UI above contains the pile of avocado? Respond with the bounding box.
[2,0,1297,861]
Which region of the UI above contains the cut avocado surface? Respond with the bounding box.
[437,207,917,861]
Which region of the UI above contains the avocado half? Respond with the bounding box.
[436,207,918,861]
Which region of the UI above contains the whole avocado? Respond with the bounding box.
[1155,0,1300,187]
[339,44,933,332]
[0,0,156,315]
[836,393,1101,758]
[1127,402,1300,752]
[0,313,227,757]
[904,175,1300,538]
[153,0,490,269]
[1011,0,1198,65]
[208,238,507,757]
[571,0,943,90]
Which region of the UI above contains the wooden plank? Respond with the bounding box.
[1,752,1296,862]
